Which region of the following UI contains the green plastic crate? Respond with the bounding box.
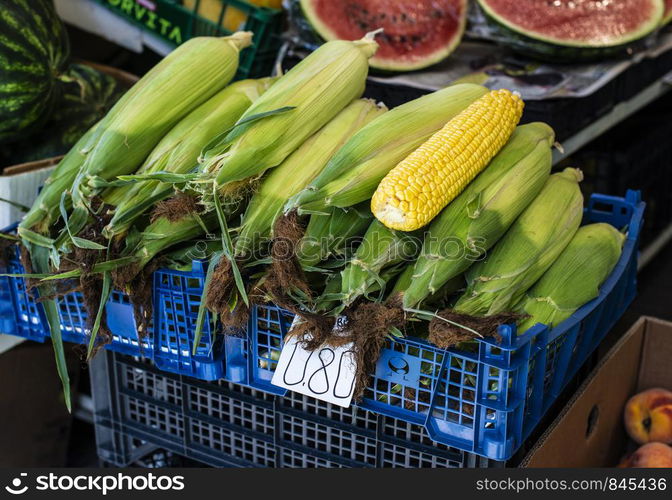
[94,0,283,79]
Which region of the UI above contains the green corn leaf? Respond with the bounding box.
[243,257,273,267]
[200,106,296,156]
[111,187,172,227]
[86,176,131,189]
[0,272,54,279]
[117,172,200,184]
[19,228,55,248]
[87,271,111,360]
[40,256,139,281]
[44,298,71,412]
[0,233,19,242]
[139,232,168,240]
[293,208,332,216]
[193,213,210,235]
[49,246,61,271]
[60,192,101,250]
[0,197,30,212]
[71,237,106,250]
[193,252,221,356]
[40,270,81,281]
[213,184,248,306]
[31,245,71,411]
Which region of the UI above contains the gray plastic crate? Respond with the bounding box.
[91,351,503,468]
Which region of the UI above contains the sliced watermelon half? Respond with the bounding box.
[300,0,467,71]
[478,0,664,51]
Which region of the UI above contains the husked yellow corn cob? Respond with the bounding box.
[371,89,524,231]
[286,84,488,214]
[397,122,554,310]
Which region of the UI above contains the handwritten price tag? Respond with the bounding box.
[271,318,357,407]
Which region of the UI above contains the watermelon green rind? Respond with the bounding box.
[477,0,664,50]
[1,64,124,165]
[0,0,71,144]
[663,0,672,24]
[477,16,654,63]
[299,0,467,71]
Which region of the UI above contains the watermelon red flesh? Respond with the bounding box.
[479,0,664,47]
[301,0,467,71]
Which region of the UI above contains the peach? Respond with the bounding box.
[619,442,672,468]
[624,388,672,444]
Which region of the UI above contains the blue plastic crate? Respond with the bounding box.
[241,191,644,461]
[0,273,16,338]
[1,189,643,461]
[1,244,152,356]
[152,261,224,380]
[2,250,48,342]
[91,351,499,468]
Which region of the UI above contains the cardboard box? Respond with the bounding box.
[523,316,672,467]
[0,157,60,229]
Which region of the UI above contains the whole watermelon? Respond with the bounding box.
[0,0,71,144]
[1,64,125,165]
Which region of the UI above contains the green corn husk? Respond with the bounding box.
[128,211,219,276]
[285,83,489,214]
[296,203,374,269]
[197,35,379,204]
[391,263,415,295]
[19,122,101,236]
[454,168,584,316]
[17,35,249,409]
[397,123,555,310]
[163,238,224,272]
[315,262,409,313]
[102,77,275,239]
[334,220,421,311]
[234,98,386,258]
[62,34,251,243]
[516,223,625,334]
[393,264,465,309]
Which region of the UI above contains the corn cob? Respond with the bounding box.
[454,168,584,316]
[19,122,101,236]
[163,238,223,272]
[21,34,248,238]
[372,89,524,231]
[82,34,248,181]
[102,77,275,239]
[516,223,624,334]
[197,36,378,203]
[56,34,250,245]
[336,220,421,311]
[397,123,554,309]
[286,83,489,214]
[128,211,219,277]
[234,99,386,257]
[296,203,374,269]
[392,263,466,309]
